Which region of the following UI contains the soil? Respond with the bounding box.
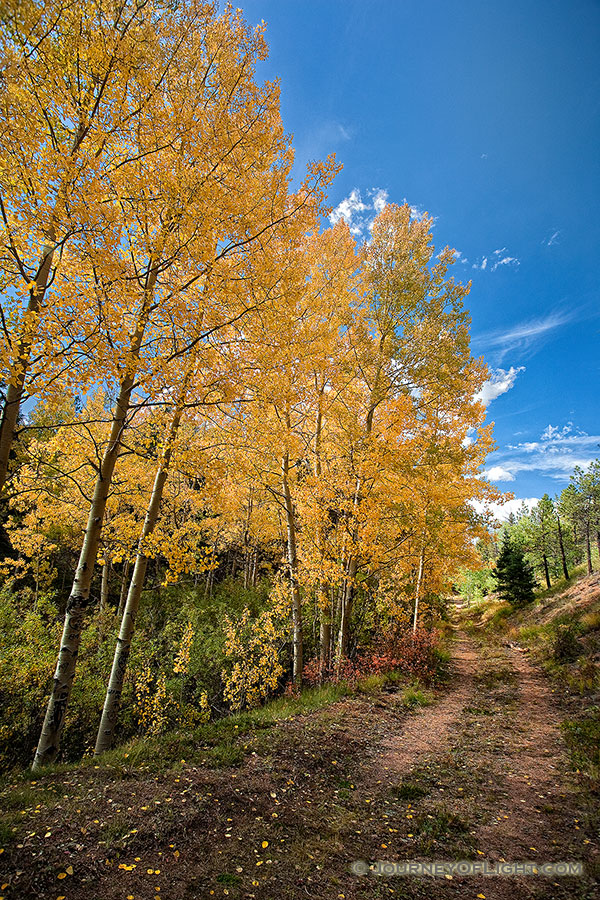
[1,634,598,900]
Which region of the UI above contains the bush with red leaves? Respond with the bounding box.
[302,628,442,687]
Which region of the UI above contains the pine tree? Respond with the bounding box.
[493,534,536,606]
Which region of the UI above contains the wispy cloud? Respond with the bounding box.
[475,309,574,363]
[488,423,600,485]
[329,188,368,235]
[372,189,388,213]
[471,246,519,271]
[546,230,560,246]
[405,201,427,222]
[491,255,519,271]
[475,366,524,407]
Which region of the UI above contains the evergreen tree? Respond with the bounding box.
[493,534,536,606]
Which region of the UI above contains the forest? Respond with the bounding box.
[0,0,500,773]
[1,4,599,900]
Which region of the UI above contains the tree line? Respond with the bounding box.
[0,0,495,771]
[497,461,600,588]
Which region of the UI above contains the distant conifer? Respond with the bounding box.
[493,533,536,606]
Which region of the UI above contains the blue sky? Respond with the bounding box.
[241,0,600,516]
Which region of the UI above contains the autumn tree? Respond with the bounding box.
[0,0,185,494]
[33,1,324,767]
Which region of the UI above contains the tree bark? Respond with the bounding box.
[117,560,131,618]
[542,552,551,590]
[337,554,358,661]
[557,516,569,580]
[251,546,258,587]
[0,241,55,495]
[100,554,111,611]
[282,450,303,685]
[94,398,184,755]
[586,520,593,575]
[33,265,157,769]
[412,545,425,634]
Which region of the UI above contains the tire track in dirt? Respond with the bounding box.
[372,635,478,779]
[474,647,589,880]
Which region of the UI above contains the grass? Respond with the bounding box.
[460,562,600,821]
[562,708,600,781]
[390,780,429,801]
[3,667,418,786]
[0,783,56,811]
[102,814,133,848]
[416,806,469,839]
[401,683,434,709]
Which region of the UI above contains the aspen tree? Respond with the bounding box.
[0,0,174,493]
[33,2,303,767]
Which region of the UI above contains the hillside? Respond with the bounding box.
[1,576,599,900]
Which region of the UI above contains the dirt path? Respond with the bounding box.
[374,636,477,778]
[2,634,598,900]
[476,648,577,863]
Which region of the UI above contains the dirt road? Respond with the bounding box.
[2,634,598,899]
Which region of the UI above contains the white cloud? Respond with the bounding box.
[403,199,437,224]
[329,188,423,238]
[408,203,426,220]
[472,497,539,522]
[475,366,524,407]
[489,423,600,485]
[492,255,520,271]
[329,189,368,228]
[541,423,574,442]
[372,189,388,213]
[470,246,519,273]
[547,230,560,246]
[484,465,515,482]
[449,249,469,265]
[475,310,574,362]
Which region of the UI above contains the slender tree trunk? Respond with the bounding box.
[586,520,593,575]
[0,241,55,494]
[282,450,303,685]
[313,390,331,678]
[412,545,425,634]
[337,555,358,661]
[334,350,383,667]
[33,374,136,768]
[33,266,157,769]
[251,546,258,587]
[318,584,331,679]
[100,555,111,611]
[242,491,253,589]
[596,530,600,565]
[542,553,551,590]
[117,560,131,618]
[95,399,184,755]
[557,516,569,580]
